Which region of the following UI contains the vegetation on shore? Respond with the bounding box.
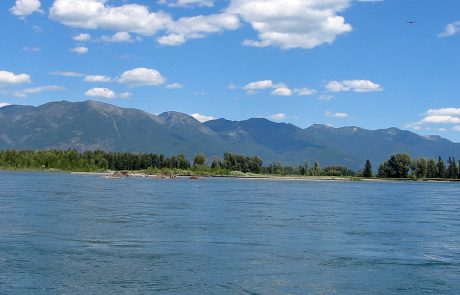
[0,149,459,181]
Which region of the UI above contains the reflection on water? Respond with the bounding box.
[1,171,459,294]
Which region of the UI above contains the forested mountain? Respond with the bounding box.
[1,100,459,169]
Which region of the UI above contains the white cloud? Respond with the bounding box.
[73,33,91,42]
[50,0,172,36]
[120,92,132,98]
[118,68,166,87]
[325,111,348,118]
[243,80,274,90]
[158,34,186,46]
[421,115,460,124]
[453,126,460,132]
[84,75,111,83]
[228,83,238,90]
[22,47,40,53]
[268,113,286,120]
[438,21,460,38]
[318,94,334,101]
[271,87,293,96]
[11,85,65,98]
[49,0,356,49]
[0,71,31,86]
[326,80,382,92]
[294,88,316,96]
[158,0,214,7]
[50,71,86,77]
[407,108,460,131]
[228,0,352,49]
[191,113,215,122]
[85,87,116,99]
[0,102,11,108]
[161,13,240,46]
[427,108,460,116]
[167,83,183,89]
[70,46,89,54]
[100,32,134,43]
[10,0,42,17]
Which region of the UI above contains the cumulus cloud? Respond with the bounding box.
[0,70,31,86]
[326,80,382,92]
[22,47,40,53]
[85,87,116,99]
[318,94,334,101]
[158,0,214,7]
[71,46,89,54]
[427,108,460,116]
[167,83,183,89]
[406,108,460,132]
[271,87,293,97]
[50,0,172,36]
[11,85,65,98]
[268,113,286,120]
[73,33,91,42]
[100,32,134,43]
[0,102,11,108]
[49,0,359,49]
[84,75,111,82]
[228,0,352,49]
[243,80,274,91]
[294,88,316,96]
[10,0,42,18]
[325,111,348,118]
[118,68,166,87]
[120,92,133,98]
[438,21,460,38]
[160,13,240,46]
[50,71,86,77]
[191,113,215,122]
[421,115,460,124]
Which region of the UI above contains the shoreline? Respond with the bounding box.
[1,168,459,183]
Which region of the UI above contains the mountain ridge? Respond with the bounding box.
[1,100,458,169]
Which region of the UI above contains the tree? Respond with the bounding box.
[386,154,412,178]
[311,161,321,176]
[436,156,446,179]
[426,159,437,178]
[362,160,373,178]
[193,154,206,166]
[447,157,458,179]
[415,158,428,179]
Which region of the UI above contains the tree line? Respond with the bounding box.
[0,149,459,179]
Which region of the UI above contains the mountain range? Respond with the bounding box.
[1,100,459,170]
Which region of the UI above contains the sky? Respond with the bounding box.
[0,0,460,141]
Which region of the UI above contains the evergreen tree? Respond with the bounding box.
[436,156,447,178]
[363,160,373,178]
[447,157,458,179]
[415,158,428,179]
[426,159,437,178]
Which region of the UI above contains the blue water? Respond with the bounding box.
[0,171,459,294]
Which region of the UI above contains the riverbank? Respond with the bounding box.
[2,168,459,182]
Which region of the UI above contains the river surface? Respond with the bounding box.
[0,171,459,294]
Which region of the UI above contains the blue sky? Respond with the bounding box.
[1,0,460,141]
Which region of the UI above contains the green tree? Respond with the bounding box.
[447,157,458,179]
[386,154,412,178]
[362,160,373,178]
[193,154,206,166]
[436,156,446,178]
[415,158,428,179]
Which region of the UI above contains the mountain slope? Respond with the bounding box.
[1,100,459,169]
